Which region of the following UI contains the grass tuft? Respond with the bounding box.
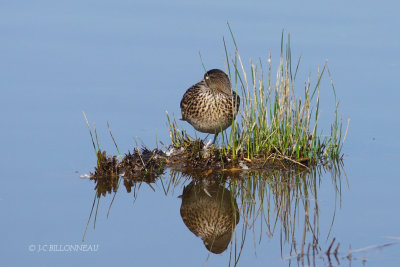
[167,29,348,166]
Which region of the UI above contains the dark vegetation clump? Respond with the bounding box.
[166,139,233,170]
[90,143,316,198]
[121,148,165,192]
[90,151,120,198]
[90,148,166,194]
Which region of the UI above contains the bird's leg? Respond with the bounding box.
[204,133,218,149]
[211,132,219,145]
[202,134,210,143]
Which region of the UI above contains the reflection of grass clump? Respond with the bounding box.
[167,161,345,263]
[167,29,348,166]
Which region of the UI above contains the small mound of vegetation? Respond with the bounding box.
[167,28,348,167]
[84,28,348,179]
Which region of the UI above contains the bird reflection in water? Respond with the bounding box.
[179,181,240,254]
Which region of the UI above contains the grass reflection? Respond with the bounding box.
[85,156,344,266]
[167,161,344,263]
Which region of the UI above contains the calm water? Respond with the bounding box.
[1,1,400,266]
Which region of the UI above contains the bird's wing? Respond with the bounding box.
[180,80,205,120]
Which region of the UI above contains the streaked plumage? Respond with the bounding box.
[179,181,240,254]
[180,69,240,144]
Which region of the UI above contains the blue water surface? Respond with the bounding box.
[1,0,399,266]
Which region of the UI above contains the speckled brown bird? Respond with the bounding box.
[180,69,240,144]
[179,181,240,254]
